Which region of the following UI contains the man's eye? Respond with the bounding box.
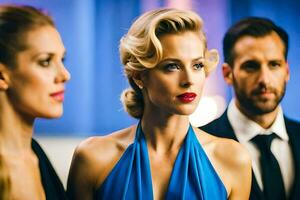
[269,61,281,68]
[241,61,260,71]
[194,62,204,70]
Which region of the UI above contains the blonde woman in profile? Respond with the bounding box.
[67,8,251,200]
[0,4,70,200]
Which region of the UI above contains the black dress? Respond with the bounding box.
[32,139,67,200]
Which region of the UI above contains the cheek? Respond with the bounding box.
[12,69,41,86]
[9,73,48,103]
[232,75,249,91]
[149,80,171,97]
[15,76,44,94]
[146,76,176,101]
[278,70,289,83]
[196,73,205,88]
[276,74,288,92]
[234,71,252,84]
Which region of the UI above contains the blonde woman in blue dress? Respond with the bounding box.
[67,8,251,200]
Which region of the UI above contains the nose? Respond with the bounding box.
[55,63,71,83]
[180,68,194,88]
[257,65,271,87]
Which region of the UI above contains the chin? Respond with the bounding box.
[42,108,64,119]
[49,113,63,119]
[42,113,63,119]
[175,107,196,116]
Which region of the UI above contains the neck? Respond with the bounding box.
[141,105,190,154]
[0,95,34,154]
[235,100,279,129]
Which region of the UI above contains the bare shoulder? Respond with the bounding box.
[68,125,137,189]
[193,127,252,198]
[193,127,251,167]
[75,125,136,162]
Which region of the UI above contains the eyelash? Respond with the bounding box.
[38,57,52,67]
[38,56,66,68]
[165,63,180,71]
[270,62,281,68]
[164,62,204,72]
[194,63,205,70]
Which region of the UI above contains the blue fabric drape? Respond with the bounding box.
[97,123,227,199]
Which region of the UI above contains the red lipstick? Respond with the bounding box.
[177,92,197,103]
[50,91,65,102]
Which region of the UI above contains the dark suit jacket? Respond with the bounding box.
[200,110,300,200]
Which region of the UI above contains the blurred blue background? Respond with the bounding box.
[1,0,299,136]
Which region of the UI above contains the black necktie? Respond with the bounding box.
[251,133,286,200]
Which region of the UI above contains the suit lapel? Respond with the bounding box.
[285,117,300,200]
[208,112,300,199]
[214,111,238,140]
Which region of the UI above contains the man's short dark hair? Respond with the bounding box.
[223,17,289,66]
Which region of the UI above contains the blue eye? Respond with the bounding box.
[194,62,204,70]
[165,63,180,71]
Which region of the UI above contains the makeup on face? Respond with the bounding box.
[177,92,197,103]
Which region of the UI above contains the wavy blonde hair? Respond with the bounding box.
[120,8,219,118]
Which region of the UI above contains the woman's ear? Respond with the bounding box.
[132,71,145,89]
[204,49,219,75]
[0,63,9,90]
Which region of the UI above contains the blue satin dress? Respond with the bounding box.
[96,123,227,199]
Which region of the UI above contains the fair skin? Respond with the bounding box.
[67,31,251,200]
[222,31,290,128]
[0,25,70,200]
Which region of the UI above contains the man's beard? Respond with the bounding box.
[233,79,286,116]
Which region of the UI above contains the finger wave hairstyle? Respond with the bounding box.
[120,8,218,119]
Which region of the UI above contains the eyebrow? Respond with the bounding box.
[32,50,66,59]
[269,59,283,62]
[241,58,284,63]
[159,56,205,63]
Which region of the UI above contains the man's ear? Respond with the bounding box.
[132,71,145,89]
[285,61,290,82]
[222,63,234,85]
[0,63,10,90]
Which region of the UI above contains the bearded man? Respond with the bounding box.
[200,17,300,200]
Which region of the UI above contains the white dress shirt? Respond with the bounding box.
[227,99,294,194]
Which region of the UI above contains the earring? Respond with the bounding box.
[138,85,143,89]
